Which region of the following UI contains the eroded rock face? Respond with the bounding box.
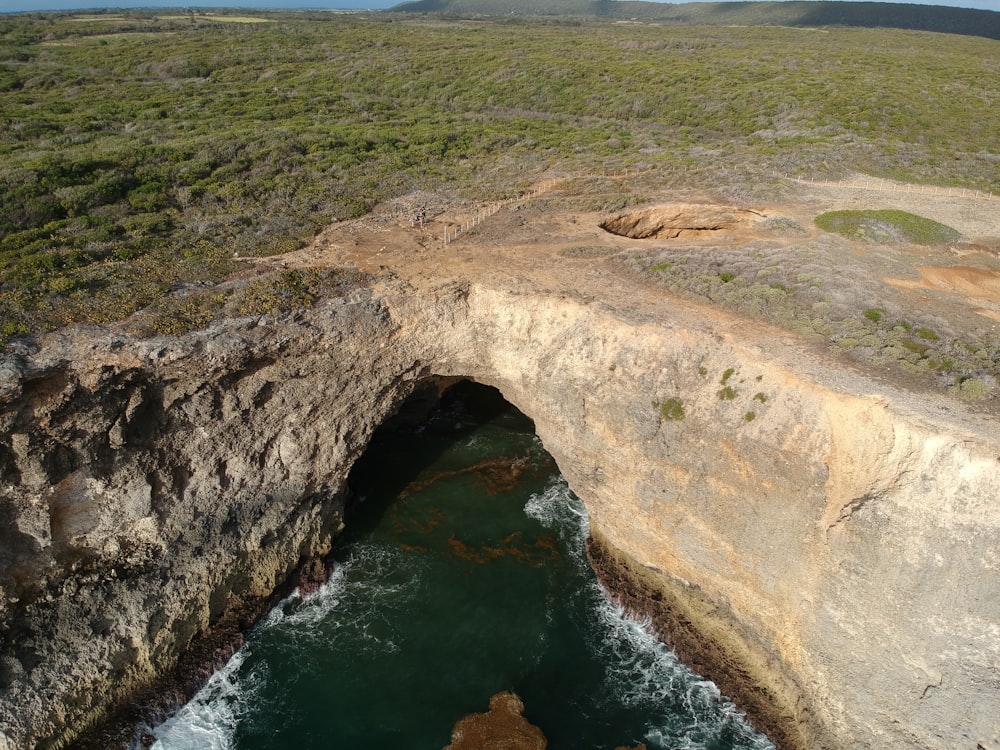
[0,294,432,748]
[1,279,998,750]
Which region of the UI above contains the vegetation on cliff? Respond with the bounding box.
[618,221,1000,402]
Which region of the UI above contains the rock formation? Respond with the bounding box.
[1,271,998,750]
[444,691,546,750]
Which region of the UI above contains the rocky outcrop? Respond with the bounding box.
[1,277,998,750]
[444,691,546,750]
[0,293,432,748]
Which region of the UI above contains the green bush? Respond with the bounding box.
[950,378,990,400]
[864,308,884,322]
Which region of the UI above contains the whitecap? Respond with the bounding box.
[148,650,254,750]
[590,591,775,749]
[527,479,775,750]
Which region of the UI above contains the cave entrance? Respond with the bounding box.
[151,379,773,750]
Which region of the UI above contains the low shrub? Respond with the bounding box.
[815,210,960,245]
[654,397,686,421]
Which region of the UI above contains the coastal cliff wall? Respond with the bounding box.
[394,282,1000,750]
[0,293,431,748]
[1,280,998,750]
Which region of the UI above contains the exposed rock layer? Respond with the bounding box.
[1,277,998,750]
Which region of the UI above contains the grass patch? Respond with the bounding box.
[815,210,961,245]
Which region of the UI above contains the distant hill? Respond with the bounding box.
[387,0,1000,41]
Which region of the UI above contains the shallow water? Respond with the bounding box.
[150,384,774,750]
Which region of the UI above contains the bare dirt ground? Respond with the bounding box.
[256,174,1000,425]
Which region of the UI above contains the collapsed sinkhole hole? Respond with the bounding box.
[600,204,764,240]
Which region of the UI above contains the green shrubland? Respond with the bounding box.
[1,11,999,342]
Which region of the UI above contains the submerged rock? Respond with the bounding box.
[444,691,546,750]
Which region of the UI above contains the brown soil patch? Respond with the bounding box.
[888,265,1000,321]
[599,203,764,239]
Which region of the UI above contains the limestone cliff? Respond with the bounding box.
[1,278,998,750]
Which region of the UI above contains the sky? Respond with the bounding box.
[0,0,997,14]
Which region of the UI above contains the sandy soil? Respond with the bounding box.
[255,174,1000,420]
[275,175,999,302]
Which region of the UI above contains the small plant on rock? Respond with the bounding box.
[654,398,686,421]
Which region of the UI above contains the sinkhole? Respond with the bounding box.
[600,204,764,239]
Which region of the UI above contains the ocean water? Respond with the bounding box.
[148,383,774,750]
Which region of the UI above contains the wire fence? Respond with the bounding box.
[795,176,997,201]
[442,178,559,246]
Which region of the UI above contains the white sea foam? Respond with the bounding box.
[593,595,775,749]
[524,478,589,539]
[260,544,421,657]
[148,650,253,750]
[148,543,422,748]
[526,478,774,749]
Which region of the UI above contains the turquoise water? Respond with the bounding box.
[150,383,774,750]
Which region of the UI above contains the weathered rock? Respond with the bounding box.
[1,274,998,750]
